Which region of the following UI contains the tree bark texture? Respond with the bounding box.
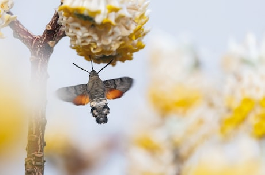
[8,10,65,175]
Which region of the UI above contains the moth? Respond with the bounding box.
[57,61,133,124]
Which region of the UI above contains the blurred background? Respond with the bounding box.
[1,0,265,174]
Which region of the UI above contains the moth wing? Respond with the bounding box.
[57,84,90,106]
[103,77,133,100]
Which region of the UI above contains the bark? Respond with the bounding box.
[8,10,65,175]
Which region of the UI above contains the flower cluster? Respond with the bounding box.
[220,35,265,138]
[222,33,265,73]
[125,33,265,175]
[58,0,149,65]
[147,34,205,115]
[221,71,265,138]
[127,123,178,175]
[126,34,224,175]
[0,0,16,38]
[149,85,202,116]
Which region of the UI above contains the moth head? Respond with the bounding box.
[89,70,99,78]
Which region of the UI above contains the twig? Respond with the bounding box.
[7,11,35,51]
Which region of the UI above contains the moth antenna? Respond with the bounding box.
[97,59,114,74]
[73,63,90,73]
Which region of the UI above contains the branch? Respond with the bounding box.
[7,10,65,54]
[29,11,65,60]
[7,6,66,175]
[7,11,35,50]
[42,11,65,48]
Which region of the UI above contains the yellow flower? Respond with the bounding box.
[253,119,265,138]
[141,172,164,175]
[133,134,161,153]
[221,98,255,135]
[222,68,265,136]
[0,84,27,155]
[259,97,265,107]
[187,161,261,175]
[252,98,265,138]
[58,0,150,65]
[149,84,202,115]
[0,0,16,38]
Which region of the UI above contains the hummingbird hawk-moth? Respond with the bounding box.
[56,62,133,124]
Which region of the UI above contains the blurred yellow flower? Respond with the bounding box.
[133,134,161,153]
[186,161,261,175]
[251,98,265,138]
[142,173,164,175]
[221,98,255,135]
[0,85,27,154]
[221,67,265,137]
[45,130,70,156]
[252,110,265,138]
[0,0,16,38]
[58,0,149,65]
[149,84,202,116]
[126,33,265,175]
[259,97,265,107]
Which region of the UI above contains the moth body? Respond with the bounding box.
[57,70,133,124]
[87,70,106,101]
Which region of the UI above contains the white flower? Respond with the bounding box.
[0,0,16,38]
[0,0,13,11]
[224,69,265,102]
[222,33,265,72]
[58,0,150,65]
[148,32,201,87]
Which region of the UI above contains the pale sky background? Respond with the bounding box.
[1,0,265,174]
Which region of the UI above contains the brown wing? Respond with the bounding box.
[103,77,133,100]
[57,84,90,105]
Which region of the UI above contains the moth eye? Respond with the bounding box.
[96,116,108,124]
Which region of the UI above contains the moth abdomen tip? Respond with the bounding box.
[96,116,108,124]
